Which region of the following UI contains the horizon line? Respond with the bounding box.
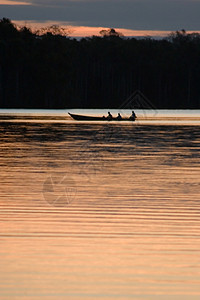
[12,20,200,38]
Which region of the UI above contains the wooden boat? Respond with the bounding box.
[68,113,135,121]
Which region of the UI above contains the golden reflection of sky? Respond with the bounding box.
[1,121,200,299]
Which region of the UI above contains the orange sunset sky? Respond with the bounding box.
[1,0,200,37]
[13,20,174,38]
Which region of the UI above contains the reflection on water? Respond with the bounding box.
[0,113,200,299]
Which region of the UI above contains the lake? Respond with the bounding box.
[0,109,200,299]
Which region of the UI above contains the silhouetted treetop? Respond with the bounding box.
[100,28,123,37]
[167,29,200,45]
[1,18,200,108]
[0,18,19,40]
[35,24,72,37]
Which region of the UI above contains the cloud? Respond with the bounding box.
[1,0,200,31]
[2,0,200,6]
[0,0,30,4]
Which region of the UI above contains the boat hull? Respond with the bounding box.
[68,113,135,121]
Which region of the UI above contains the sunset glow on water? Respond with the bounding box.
[0,110,200,299]
[1,0,200,296]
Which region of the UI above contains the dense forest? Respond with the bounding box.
[1,18,200,109]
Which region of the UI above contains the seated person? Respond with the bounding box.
[107,111,113,120]
[129,110,137,120]
[116,113,122,120]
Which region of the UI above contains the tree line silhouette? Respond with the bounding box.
[1,18,200,109]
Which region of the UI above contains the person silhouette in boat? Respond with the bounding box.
[107,111,113,120]
[116,113,122,120]
[129,110,137,120]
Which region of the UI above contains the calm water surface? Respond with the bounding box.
[0,110,200,299]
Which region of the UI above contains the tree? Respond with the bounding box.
[1,19,200,109]
[35,24,72,37]
[0,18,19,40]
[167,29,189,44]
[99,28,123,37]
